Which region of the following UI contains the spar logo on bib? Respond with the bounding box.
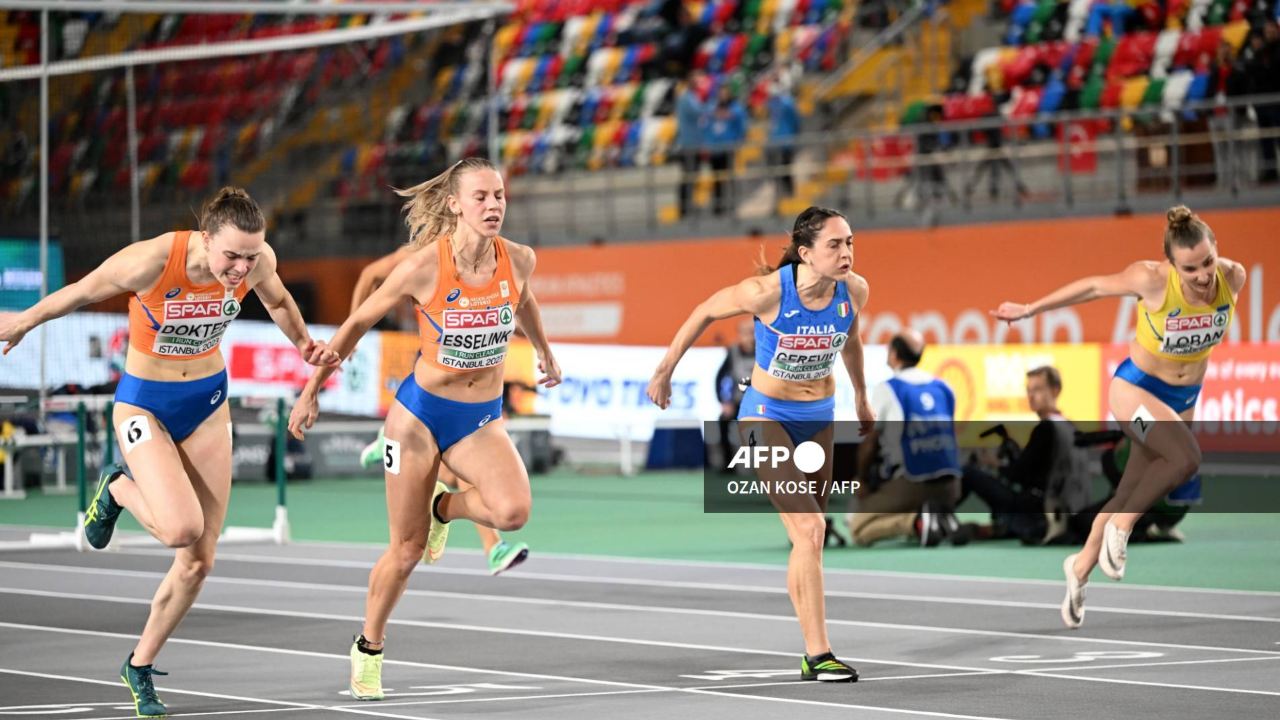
[152,295,242,356]
[767,332,847,381]
[1161,309,1229,355]
[438,304,516,370]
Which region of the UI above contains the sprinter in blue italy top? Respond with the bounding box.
[648,207,874,684]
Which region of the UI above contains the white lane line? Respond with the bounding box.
[1019,671,1280,698]
[332,688,673,709]
[272,540,1280,598]
[97,550,1280,624]
[1021,655,1280,674]
[7,583,1280,700]
[6,564,1278,659]
[0,667,441,720]
[0,588,995,674]
[0,622,1020,718]
[70,707,306,720]
[0,621,680,690]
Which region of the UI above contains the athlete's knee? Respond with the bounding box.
[789,514,826,553]
[490,501,529,532]
[157,519,204,548]
[389,539,427,574]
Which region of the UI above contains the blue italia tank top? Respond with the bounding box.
[754,264,855,382]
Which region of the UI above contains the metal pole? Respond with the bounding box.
[275,397,287,509]
[1115,112,1129,213]
[38,9,48,422]
[126,64,141,241]
[1060,118,1073,208]
[103,400,115,465]
[1171,117,1181,202]
[485,19,499,166]
[76,401,87,511]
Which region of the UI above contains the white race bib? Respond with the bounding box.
[766,333,848,381]
[1160,309,1229,356]
[151,291,241,357]
[437,304,517,371]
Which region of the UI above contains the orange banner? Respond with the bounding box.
[531,207,1280,347]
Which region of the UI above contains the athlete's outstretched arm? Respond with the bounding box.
[515,290,561,388]
[509,244,561,388]
[0,236,168,354]
[251,247,338,367]
[991,261,1163,323]
[351,246,413,314]
[647,276,774,409]
[839,274,874,434]
[289,257,433,438]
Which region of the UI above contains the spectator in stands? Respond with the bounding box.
[766,76,801,199]
[675,70,708,218]
[660,3,709,77]
[959,366,1090,544]
[1240,20,1280,183]
[705,84,748,216]
[714,319,755,472]
[848,330,965,547]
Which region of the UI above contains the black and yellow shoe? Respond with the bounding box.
[800,652,858,682]
[84,464,126,550]
[120,653,168,717]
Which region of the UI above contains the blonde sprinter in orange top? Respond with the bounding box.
[351,246,530,575]
[0,188,337,717]
[288,158,560,701]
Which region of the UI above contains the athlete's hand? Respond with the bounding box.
[300,338,341,367]
[855,395,876,436]
[647,372,673,409]
[537,353,562,388]
[288,393,319,440]
[990,302,1033,324]
[0,314,30,355]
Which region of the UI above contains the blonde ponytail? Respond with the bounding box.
[396,157,496,248]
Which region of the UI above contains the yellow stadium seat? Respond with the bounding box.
[1120,76,1149,110]
[1222,20,1250,51]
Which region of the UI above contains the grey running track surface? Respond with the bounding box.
[1,537,1278,719]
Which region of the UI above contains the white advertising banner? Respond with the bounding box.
[534,342,891,440]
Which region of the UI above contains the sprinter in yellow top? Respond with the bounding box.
[992,205,1245,630]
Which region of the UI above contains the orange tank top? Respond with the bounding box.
[416,236,520,373]
[128,231,250,360]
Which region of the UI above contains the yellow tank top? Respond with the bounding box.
[1134,265,1234,362]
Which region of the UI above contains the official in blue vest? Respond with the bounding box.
[849,330,964,547]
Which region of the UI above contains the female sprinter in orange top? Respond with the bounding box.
[350,245,530,575]
[648,206,875,682]
[992,205,1244,629]
[288,157,560,701]
[0,187,337,717]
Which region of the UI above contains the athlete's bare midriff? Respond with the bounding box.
[748,366,835,402]
[412,354,506,402]
[124,345,227,382]
[1127,341,1210,387]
